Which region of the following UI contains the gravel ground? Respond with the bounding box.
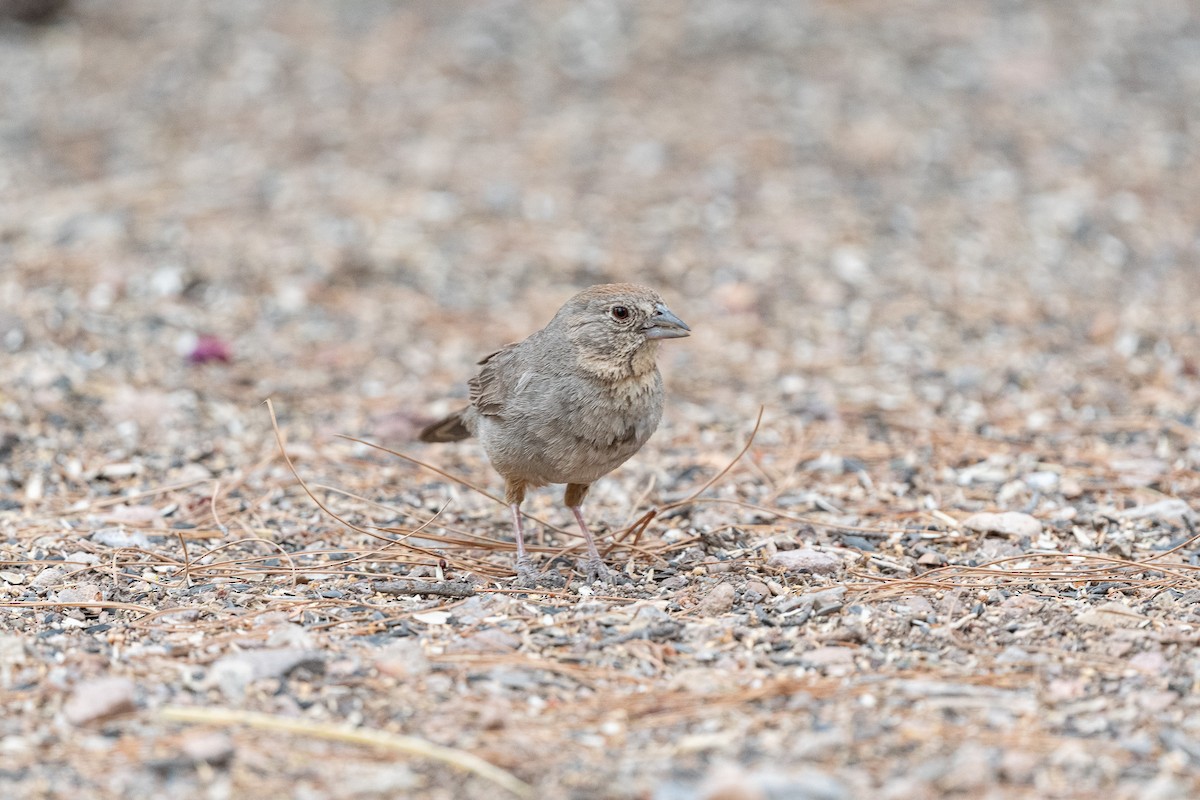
[2,1,1200,798]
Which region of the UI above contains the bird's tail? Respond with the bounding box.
[419,409,472,443]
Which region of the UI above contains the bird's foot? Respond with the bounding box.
[513,559,566,589]
[581,557,629,585]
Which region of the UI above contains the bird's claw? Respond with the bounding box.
[514,559,566,589]
[581,557,629,585]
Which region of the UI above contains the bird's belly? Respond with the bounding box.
[477,411,653,487]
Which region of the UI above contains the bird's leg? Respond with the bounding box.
[507,479,563,588]
[507,479,536,582]
[565,483,621,584]
[510,500,531,568]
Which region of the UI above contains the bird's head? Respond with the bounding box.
[553,283,690,380]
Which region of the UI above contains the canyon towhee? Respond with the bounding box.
[420,284,690,585]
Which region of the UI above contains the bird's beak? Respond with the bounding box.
[643,303,691,340]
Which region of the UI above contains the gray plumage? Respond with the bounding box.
[420,283,690,584]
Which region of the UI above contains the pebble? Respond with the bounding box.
[696,582,736,615]
[961,511,1042,538]
[336,764,420,795]
[62,677,137,725]
[30,566,67,588]
[52,583,103,604]
[485,667,538,691]
[445,595,491,625]
[800,646,857,668]
[443,627,521,654]
[208,648,325,699]
[373,639,430,679]
[1060,478,1083,497]
[802,453,845,474]
[676,763,849,800]
[743,581,770,603]
[997,593,1043,616]
[89,528,154,549]
[1128,650,1168,675]
[893,595,934,616]
[1075,601,1145,628]
[180,730,235,766]
[1134,690,1178,713]
[98,504,161,525]
[97,462,143,479]
[1111,458,1169,487]
[998,749,1039,784]
[936,743,997,792]
[1138,775,1193,800]
[632,603,673,623]
[840,535,876,551]
[23,473,44,501]
[798,586,847,606]
[768,548,842,575]
[1118,499,1191,521]
[263,622,313,649]
[0,634,27,675]
[1022,471,1059,492]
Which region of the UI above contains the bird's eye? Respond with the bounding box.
[611,305,630,321]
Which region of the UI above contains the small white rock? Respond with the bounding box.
[180,730,235,765]
[1076,601,1146,628]
[62,677,137,725]
[962,511,1042,538]
[52,583,103,604]
[98,462,143,479]
[90,528,153,549]
[801,646,857,667]
[768,548,842,575]
[31,566,67,588]
[696,582,736,615]
[1119,499,1191,521]
[1022,471,1059,492]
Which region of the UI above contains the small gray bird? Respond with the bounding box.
[420,284,690,585]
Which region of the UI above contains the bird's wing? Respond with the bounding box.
[468,342,522,417]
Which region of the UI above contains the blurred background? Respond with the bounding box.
[2,0,1198,488]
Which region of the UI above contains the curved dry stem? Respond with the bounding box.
[175,529,192,589]
[851,545,1200,597]
[268,400,400,543]
[0,600,155,614]
[169,536,300,586]
[336,433,579,538]
[267,400,482,574]
[659,405,765,514]
[209,480,225,532]
[158,705,533,796]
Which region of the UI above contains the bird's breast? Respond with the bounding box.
[478,369,664,486]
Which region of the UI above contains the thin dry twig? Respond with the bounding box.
[336,434,578,538]
[0,600,155,614]
[850,547,1200,597]
[659,405,766,514]
[209,480,227,533]
[74,476,216,511]
[266,400,485,574]
[158,705,534,798]
[373,579,478,598]
[174,529,192,589]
